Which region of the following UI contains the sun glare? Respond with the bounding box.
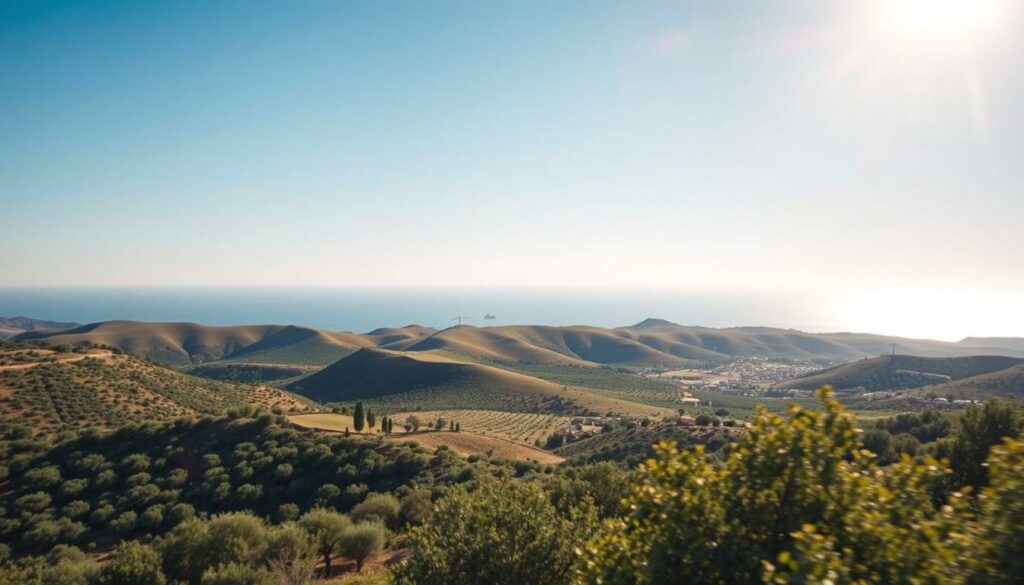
[886,0,1007,43]
[838,287,1024,341]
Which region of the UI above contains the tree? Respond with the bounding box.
[159,513,268,584]
[277,503,300,523]
[339,522,387,572]
[970,438,1024,581]
[406,415,421,432]
[450,420,455,431]
[400,489,433,527]
[94,541,166,585]
[297,508,351,577]
[455,422,460,432]
[367,409,376,430]
[949,400,1021,489]
[353,402,365,432]
[351,493,401,530]
[395,480,595,585]
[578,388,965,585]
[199,562,274,585]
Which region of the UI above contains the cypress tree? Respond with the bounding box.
[450,420,455,431]
[367,409,376,430]
[354,401,365,432]
[455,422,460,432]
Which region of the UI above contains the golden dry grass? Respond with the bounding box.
[288,412,360,432]
[391,409,570,446]
[385,430,565,464]
[0,347,314,433]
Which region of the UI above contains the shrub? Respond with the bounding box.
[93,541,165,585]
[277,503,300,523]
[298,508,351,577]
[350,493,400,530]
[399,489,433,527]
[339,522,387,572]
[578,389,967,584]
[200,562,274,585]
[109,511,137,535]
[395,480,595,585]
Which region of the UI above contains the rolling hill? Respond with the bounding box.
[615,319,1024,362]
[0,316,79,339]
[0,342,315,434]
[776,355,1024,392]
[13,320,436,366]
[286,348,663,417]
[386,430,565,464]
[14,318,1024,370]
[913,363,1024,400]
[12,320,286,365]
[287,348,574,409]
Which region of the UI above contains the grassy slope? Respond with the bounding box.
[287,348,664,417]
[776,355,1024,391]
[0,345,315,434]
[391,409,570,446]
[13,321,285,365]
[556,422,739,466]
[910,363,1024,400]
[385,430,565,464]
[16,319,1024,370]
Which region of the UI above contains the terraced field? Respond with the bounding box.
[496,363,684,409]
[0,346,316,434]
[386,431,565,464]
[392,410,570,446]
[287,412,360,433]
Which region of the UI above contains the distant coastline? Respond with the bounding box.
[0,286,829,335]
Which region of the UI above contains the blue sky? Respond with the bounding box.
[1,1,1022,337]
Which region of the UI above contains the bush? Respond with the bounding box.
[339,522,387,572]
[395,480,595,585]
[109,511,137,535]
[579,389,967,584]
[350,493,400,530]
[93,541,166,585]
[298,508,351,577]
[277,503,300,523]
[200,562,274,585]
[399,489,433,527]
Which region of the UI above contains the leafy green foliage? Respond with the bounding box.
[578,389,967,584]
[949,400,1021,489]
[297,508,351,577]
[395,480,596,585]
[350,493,400,530]
[94,541,165,585]
[339,522,387,572]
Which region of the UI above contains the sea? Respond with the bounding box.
[0,287,832,334]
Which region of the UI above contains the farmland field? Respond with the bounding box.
[386,431,565,464]
[392,409,570,446]
[288,412,361,433]
[494,364,686,409]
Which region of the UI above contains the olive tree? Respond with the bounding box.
[297,508,351,577]
[395,480,595,585]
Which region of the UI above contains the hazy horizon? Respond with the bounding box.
[3,1,1022,339]
[1,285,1020,342]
